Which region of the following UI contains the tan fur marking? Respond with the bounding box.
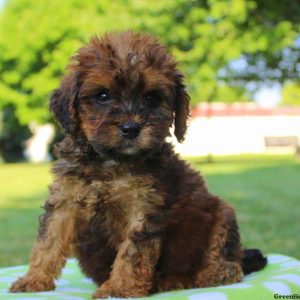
[9,206,77,292]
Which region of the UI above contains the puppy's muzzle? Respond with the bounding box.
[120,121,141,139]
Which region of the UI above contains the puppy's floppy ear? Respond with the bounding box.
[174,73,190,142]
[50,71,80,134]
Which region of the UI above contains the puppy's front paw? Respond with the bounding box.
[92,287,148,299]
[9,275,55,293]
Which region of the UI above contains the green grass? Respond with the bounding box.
[0,154,299,267]
[0,163,52,267]
[189,154,300,260]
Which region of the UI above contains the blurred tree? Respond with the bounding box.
[0,105,31,161]
[1,0,300,121]
[281,82,300,106]
[1,0,300,160]
[0,0,133,160]
[130,0,300,104]
[0,0,133,125]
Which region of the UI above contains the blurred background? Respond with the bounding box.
[0,0,299,267]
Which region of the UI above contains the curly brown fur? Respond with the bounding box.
[10,31,266,298]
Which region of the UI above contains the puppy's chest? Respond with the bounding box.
[70,171,162,239]
[90,172,155,214]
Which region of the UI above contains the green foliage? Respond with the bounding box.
[0,105,31,162]
[0,0,300,161]
[1,0,300,124]
[210,84,249,103]
[130,0,300,103]
[0,0,134,125]
[281,81,300,106]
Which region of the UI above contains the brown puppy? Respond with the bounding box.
[10,31,266,299]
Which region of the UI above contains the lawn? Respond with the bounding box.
[0,154,299,267]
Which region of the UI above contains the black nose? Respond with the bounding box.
[120,122,141,139]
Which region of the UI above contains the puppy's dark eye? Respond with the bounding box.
[97,90,111,104]
[144,91,160,107]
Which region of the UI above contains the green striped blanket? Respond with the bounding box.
[1,254,299,299]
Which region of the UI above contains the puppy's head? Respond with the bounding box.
[50,31,190,158]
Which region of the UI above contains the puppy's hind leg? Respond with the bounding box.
[194,261,243,288]
[9,202,77,293]
[194,203,244,288]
